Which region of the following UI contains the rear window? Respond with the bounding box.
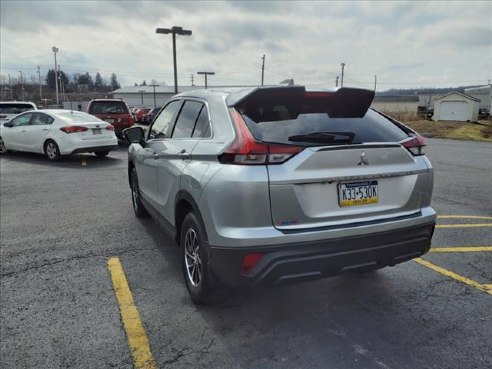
[56,111,101,123]
[88,101,129,114]
[240,102,409,146]
[0,103,35,114]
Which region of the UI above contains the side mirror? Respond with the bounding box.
[123,126,145,146]
[3,122,13,128]
[123,127,145,146]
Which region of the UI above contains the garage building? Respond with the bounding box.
[433,92,479,122]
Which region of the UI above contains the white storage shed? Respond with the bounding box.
[433,92,479,122]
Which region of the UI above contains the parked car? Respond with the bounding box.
[0,109,118,160]
[0,101,37,123]
[124,85,436,304]
[142,107,162,125]
[134,107,151,123]
[86,99,134,138]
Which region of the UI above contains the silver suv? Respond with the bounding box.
[124,86,436,304]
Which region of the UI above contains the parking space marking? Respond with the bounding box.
[436,224,492,228]
[430,246,492,252]
[107,257,157,369]
[437,215,492,220]
[414,258,492,295]
[438,215,492,220]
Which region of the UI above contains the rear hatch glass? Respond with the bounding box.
[234,87,428,230]
[88,101,129,115]
[0,103,36,115]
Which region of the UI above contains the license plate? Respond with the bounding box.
[105,119,114,123]
[338,181,378,207]
[93,128,102,135]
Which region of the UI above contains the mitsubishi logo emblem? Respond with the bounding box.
[357,152,369,166]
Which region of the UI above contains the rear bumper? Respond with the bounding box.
[208,221,435,287]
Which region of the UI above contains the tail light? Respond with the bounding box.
[60,126,88,134]
[401,135,426,156]
[106,124,115,131]
[218,109,303,165]
[241,253,263,275]
[0,114,7,119]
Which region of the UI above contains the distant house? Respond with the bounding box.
[433,92,480,122]
[371,95,420,114]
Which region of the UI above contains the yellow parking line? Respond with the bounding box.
[414,258,492,296]
[436,224,492,228]
[430,246,492,252]
[437,215,492,220]
[107,257,157,369]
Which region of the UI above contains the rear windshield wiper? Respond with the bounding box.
[288,131,355,144]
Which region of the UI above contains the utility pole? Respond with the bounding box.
[374,75,377,91]
[190,74,195,86]
[335,76,339,87]
[138,90,145,105]
[37,66,43,102]
[8,74,13,100]
[197,71,214,89]
[52,46,59,106]
[19,71,24,100]
[261,54,266,86]
[340,62,345,87]
[149,84,159,107]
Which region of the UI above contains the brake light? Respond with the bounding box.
[106,124,114,131]
[218,109,303,165]
[0,114,6,119]
[60,126,88,134]
[241,253,263,275]
[401,135,426,156]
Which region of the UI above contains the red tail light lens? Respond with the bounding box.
[401,135,426,156]
[218,109,303,165]
[106,124,115,131]
[60,126,88,134]
[241,253,263,275]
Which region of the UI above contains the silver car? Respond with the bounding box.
[124,85,436,304]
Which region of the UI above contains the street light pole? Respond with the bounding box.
[139,90,145,105]
[52,46,59,106]
[37,66,43,102]
[197,71,215,89]
[156,26,192,94]
[149,84,159,107]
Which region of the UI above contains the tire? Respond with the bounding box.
[95,151,109,158]
[130,167,149,218]
[44,140,61,161]
[0,137,8,154]
[181,212,228,304]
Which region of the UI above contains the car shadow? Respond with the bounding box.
[0,141,128,169]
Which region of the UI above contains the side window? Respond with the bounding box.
[31,113,53,125]
[192,106,211,138]
[172,101,204,139]
[149,100,181,139]
[11,113,33,127]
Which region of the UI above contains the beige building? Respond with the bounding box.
[433,92,479,122]
[371,96,420,114]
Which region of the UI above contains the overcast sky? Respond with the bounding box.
[1,0,491,91]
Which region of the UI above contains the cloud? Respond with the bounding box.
[1,1,491,89]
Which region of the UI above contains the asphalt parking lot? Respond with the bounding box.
[0,138,490,369]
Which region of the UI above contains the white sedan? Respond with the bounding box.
[0,109,118,161]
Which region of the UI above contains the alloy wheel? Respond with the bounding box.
[46,142,58,159]
[0,138,6,153]
[184,228,202,287]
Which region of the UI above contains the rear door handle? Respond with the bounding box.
[178,150,191,160]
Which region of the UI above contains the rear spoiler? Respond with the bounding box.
[227,86,375,118]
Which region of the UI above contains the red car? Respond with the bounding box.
[135,107,151,123]
[87,99,134,138]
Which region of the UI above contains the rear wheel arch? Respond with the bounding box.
[175,191,208,245]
